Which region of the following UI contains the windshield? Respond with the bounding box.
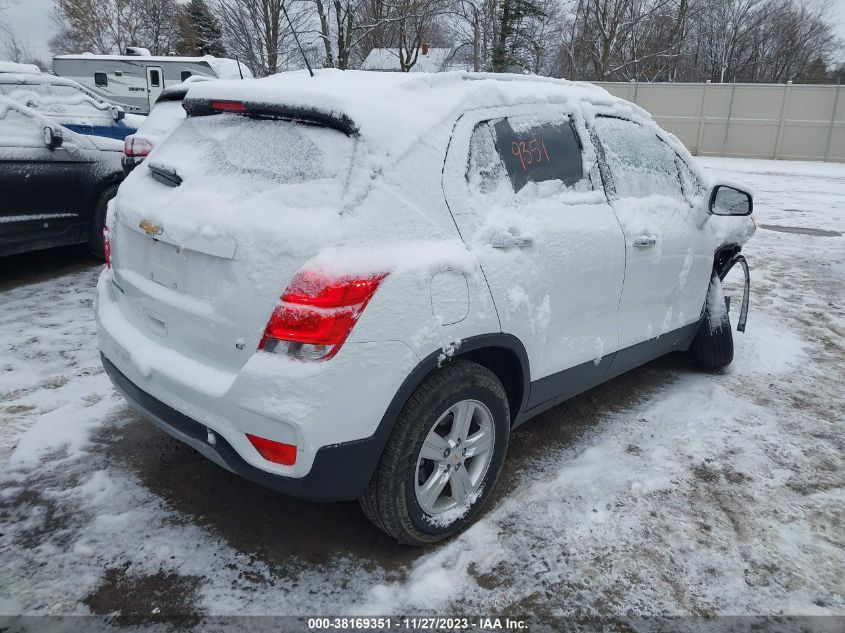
[151,114,354,186]
[0,81,112,123]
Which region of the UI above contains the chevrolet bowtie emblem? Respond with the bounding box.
[139,219,163,236]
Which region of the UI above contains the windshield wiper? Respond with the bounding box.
[148,163,182,187]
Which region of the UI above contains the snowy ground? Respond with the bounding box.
[1,157,843,622]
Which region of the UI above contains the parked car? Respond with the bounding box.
[0,96,123,258]
[0,65,138,141]
[96,71,755,545]
[123,76,212,175]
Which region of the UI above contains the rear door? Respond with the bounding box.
[0,103,86,254]
[591,115,713,349]
[146,66,164,110]
[443,105,626,407]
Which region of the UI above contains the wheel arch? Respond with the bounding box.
[373,334,530,457]
[713,243,742,278]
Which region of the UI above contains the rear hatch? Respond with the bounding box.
[111,102,357,374]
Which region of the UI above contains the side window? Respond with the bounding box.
[492,117,585,192]
[467,122,510,196]
[94,72,108,87]
[149,69,161,87]
[181,71,192,82]
[593,116,684,201]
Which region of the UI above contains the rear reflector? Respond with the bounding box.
[259,270,386,361]
[246,434,297,465]
[210,100,246,113]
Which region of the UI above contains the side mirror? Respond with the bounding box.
[709,184,753,216]
[43,126,64,149]
[112,106,125,121]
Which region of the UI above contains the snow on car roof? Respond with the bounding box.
[186,69,650,159]
[0,60,42,74]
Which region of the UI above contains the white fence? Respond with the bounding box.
[593,81,845,163]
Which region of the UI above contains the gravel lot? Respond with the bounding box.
[1,157,843,623]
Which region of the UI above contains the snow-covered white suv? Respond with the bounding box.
[96,71,755,544]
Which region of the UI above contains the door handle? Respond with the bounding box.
[491,234,534,249]
[633,236,657,248]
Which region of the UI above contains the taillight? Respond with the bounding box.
[124,135,153,157]
[246,434,297,465]
[259,270,386,361]
[210,100,246,113]
[103,226,111,268]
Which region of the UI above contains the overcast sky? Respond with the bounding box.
[3,0,845,69]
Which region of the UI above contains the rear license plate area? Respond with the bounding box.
[147,240,186,291]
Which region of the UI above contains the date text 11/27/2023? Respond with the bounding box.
[307,617,529,630]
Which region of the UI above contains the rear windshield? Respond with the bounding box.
[150,114,354,187]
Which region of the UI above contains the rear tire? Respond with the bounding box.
[88,184,118,259]
[360,360,509,545]
[691,279,734,370]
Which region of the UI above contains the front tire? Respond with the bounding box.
[360,360,509,545]
[88,184,119,259]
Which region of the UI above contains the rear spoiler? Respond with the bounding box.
[182,98,359,137]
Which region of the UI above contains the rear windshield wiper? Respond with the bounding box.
[148,163,183,187]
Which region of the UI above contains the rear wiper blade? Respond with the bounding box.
[148,163,182,187]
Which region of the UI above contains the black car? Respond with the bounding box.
[0,96,123,258]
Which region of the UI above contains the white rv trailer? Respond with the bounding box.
[52,54,252,115]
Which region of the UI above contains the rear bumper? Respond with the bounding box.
[96,266,420,501]
[102,353,386,502]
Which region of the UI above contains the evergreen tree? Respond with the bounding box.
[491,0,545,73]
[177,0,226,57]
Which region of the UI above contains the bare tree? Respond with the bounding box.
[445,0,496,71]
[50,0,145,54]
[0,0,15,36]
[216,0,312,75]
[1,32,47,68]
[311,0,363,69]
[136,0,180,55]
